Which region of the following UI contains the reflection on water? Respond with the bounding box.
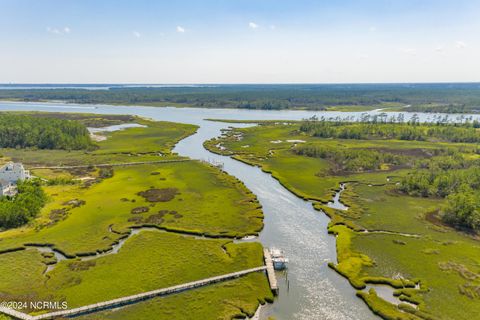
[3,101,476,319]
[174,126,377,320]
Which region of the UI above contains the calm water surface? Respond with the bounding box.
[2,101,479,319]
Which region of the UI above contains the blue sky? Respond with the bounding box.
[0,0,479,83]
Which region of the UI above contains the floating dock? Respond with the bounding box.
[264,248,279,295]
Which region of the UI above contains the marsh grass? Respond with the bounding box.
[0,232,271,315]
[0,161,264,255]
[206,122,480,320]
[1,115,197,167]
[0,114,271,320]
[82,273,272,320]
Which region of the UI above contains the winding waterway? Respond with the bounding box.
[2,101,480,319]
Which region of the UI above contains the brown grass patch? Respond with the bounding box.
[145,213,165,224]
[137,188,179,202]
[49,208,68,222]
[131,206,150,214]
[459,283,480,299]
[68,260,96,271]
[127,216,143,223]
[62,199,86,208]
[438,261,479,280]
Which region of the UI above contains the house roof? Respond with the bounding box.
[0,162,24,172]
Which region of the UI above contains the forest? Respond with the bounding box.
[0,114,93,150]
[406,103,480,114]
[399,154,478,198]
[299,118,480,143]
[292,145,407,173]
[0,180,47,229]
[398,153,480,231]
[1,83,480,111]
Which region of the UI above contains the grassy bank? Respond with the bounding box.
[0,232,272,314]
[0,113,272,320]
[87,273,271,320]
[0,161,264,256]
[0,113,198,167]
[205,121,480,320]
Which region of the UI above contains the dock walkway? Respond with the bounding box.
[30,159,191,170]
[263,248,279,295]
[0,266,266,320]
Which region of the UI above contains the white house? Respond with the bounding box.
[0,162,30,197]
[0,162,30,183]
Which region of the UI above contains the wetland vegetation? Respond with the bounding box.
[0,112,197,167]
[205,118,480,320]
[0,112,271,319]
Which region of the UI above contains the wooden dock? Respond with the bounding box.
[264,248,279,295]
[30,159,192,170]
[0,306,33,320]
[0,266,266,320]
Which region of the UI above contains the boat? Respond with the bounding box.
[270,248,289,270]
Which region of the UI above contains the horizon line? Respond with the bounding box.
[1,82,480,86]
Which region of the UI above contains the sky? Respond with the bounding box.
[0,0,479,83]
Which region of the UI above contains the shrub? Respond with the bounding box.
[0,179,47,229]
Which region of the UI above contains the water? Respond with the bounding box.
[327,183,349,211]
[0,84,218,90]
[3,101,479,319]
[363,284,418,309]
[27,226,224,274]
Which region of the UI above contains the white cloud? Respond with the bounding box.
[46,26,71,35]
[401,48,417,56]
[132,31,141,38]
[46,27,60,34]
[369,26,377,32]
[176,26,185,33]
[455,41,467,49]
[269,25,276,30]
[249,22,259,29]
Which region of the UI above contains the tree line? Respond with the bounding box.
[293,145,407,173]
[299,119,480,143]
[0,180,47,230]
[2,83,480,111]
[398,153,480,231]
[0,114,93,150]
[407,104,480,114]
